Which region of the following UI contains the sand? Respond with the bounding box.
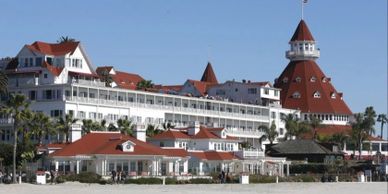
[0,182,387,194]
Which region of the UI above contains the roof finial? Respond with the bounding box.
[301,0,308,20]
[207,44,212,63]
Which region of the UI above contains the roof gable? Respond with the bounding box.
[200,62,218,84]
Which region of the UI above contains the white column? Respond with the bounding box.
[152,160,158,176]
[199,162,203,175]
[76,160,80,174]
[183,160,188,174]
[175,161,180,175]
[55,161,59,171]
[286,163,290,176]
[70,161,74,172]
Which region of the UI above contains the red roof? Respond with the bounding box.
[95,66,113,75]
[200,62,218,84]
[155,85,183,93]
[274,60,352,115]
[192,127,220,139]
[42,61,63,76]
[27,41,79,56]
[68,71,99,78]
[161,148,189,157]
[189,151,238,161]
[290,20,315,41]
[187,79,218,96]
[152,130,191,140]
[112,71,144,90]
[50,132,184,157]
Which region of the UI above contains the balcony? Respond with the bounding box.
[69,79,106,87]
[224,128,265,138]
[235,148,265,159]
[286,50,320,60]
[0,118,14,125]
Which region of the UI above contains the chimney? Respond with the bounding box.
[188,121,201,136]
[70,124,82,142]
[242,79,246,83]
[134,124,146,142]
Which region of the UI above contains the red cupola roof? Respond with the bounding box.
[200,62,218,84]
[274,60,352,115]
[290,20,315,41]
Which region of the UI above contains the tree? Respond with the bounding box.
[259,121,278,144]
[136,80,154,90]
[57,36,76,43]
[29,112,54,145]
[363,106,377,136]
[117,118,134,135]
[351,113,366,160]
[328,133,349,150]
[99,69,113,87]
[57,113,78,143]
[162,122,175,131]
[0,71,8,95]
[307,115,322,140]
[146,124,162,137]
[82,119,104,134]
[377,114,387,138]
[1,94,29,183]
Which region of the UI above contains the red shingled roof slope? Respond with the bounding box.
[113,71,144,90]
[50,132,181,157]
[290,20,315,41]
[42,61,63,76]
[189,151,238,161]
[27,41,79,56]
[274,60,352,115]
[152,130,191,139]
[201,62,218,84]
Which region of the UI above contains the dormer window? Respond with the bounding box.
[313,91,321,98]
[292,91,301,98]
[283,77,289,83]
[322,77,327,83]
[295,77,301,83]
[120,140,136,152]
[310,76,317,82]
[331,92,336,99]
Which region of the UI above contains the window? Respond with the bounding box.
[35,57,42,66]
[372,143,380,151]
[271,112,276,119]
[274,90,279,96]
[47,57,53,65]
[331,92,336,99]
[248,88,257,94]
[29,90,36,100]
[282,77,288,83]
[235,88,238,92]
[381,143,388,151]
[313,91,321,98]
[44,90,52,99]
[264,89,269,95]
[78,111,86,119]
[44,74,48,78]
[50,110,63,117]
[279,128,284,135]
[292,91,301,98]
[295,77,301,83]
[310,76,317,82]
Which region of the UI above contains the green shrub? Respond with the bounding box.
[249,175,276,183]
[56,176,66,184]
[77,172,101,183]
[124,177,163,184]
[189,178,213,184]
[165,178,177,185]
[299,175,316,182]
[290,164,328,174]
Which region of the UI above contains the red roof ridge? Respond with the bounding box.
[28,41,80,56]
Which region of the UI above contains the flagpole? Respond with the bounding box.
[301,0,304,20]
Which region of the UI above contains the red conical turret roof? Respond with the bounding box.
[274,60,352,115]
[290,20,315,41]
[201,62,218,84]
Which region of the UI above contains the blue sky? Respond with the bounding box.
[0,1,387,136]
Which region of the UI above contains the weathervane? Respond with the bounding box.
[301,0,308,20]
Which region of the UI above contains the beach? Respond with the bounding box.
[0,182,387,194]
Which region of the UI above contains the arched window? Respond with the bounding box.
[295,76,301,83]
[322,77,327,83]
[313,91,321,98]
[292,91,301,98]
[310,76,317,82]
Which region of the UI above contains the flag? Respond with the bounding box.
[303,0,308,3]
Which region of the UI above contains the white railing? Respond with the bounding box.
[66,97,269,121]
[0,118,14,125]
[286,50,320,59]
[235,148,265,159]
[69,79,106,87]
[225,128,265,137]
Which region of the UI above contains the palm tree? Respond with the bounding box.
[377,114,387,138]
[307,115,322,140]
[328,133,349,150]
[82,119,94,135]
[57,36,76,43]
[162,122,175,131]
[363,106,377,136]
[57,113,78,143]
[146,124,162,137]
[0,71,8,95]
[351,113,365,160]
[136,80,154,90]
[28,112,54,169]
[1,93,29,183]
[117,118,134,135]
[281,113,298,140]
[258,121,278,145]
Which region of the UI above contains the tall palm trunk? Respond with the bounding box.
[381,122,384,138]
[12,118,18,183]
